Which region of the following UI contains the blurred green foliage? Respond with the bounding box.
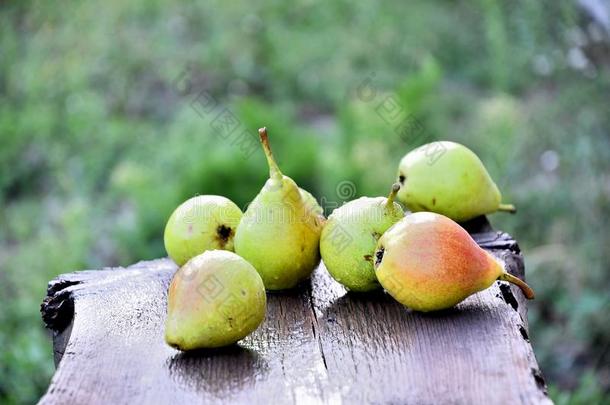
[1,0,609,403]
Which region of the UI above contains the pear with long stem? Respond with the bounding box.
[374,212,534,312]
[234,128,324,290]
[320,183,404,292]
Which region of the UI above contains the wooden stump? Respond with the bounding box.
[40,217,551,404]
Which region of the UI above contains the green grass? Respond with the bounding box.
[1,0,609,403]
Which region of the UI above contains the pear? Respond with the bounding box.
[234,127,324,290]
[374,212,534,312]
[320,183,404,292]
[396,141,516,222]
[299,187,324,217]
[165,250,266,350]
[164,195,243,266]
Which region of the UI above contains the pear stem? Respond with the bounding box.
[498,272,535,299]
[498,203,517,213]
[258,127,283,181]
[385,183,401,211]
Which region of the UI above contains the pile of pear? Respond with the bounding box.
[163,128,324,350]
[162,131,535,351]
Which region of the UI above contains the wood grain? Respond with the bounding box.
[39,218,551,404]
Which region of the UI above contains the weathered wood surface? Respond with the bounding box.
[40,217,551,404]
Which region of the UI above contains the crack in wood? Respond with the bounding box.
[307,285,328,371]
[498,283,520,311]
[531,367,549,394]
[519,324,530,341]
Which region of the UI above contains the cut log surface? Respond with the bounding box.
[40,217,551,405]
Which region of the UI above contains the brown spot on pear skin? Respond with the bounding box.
[215,225,233,248]
[374,247,385,268]
[432,197,436,206]
[398,174,406,185]
[363,254,373,262]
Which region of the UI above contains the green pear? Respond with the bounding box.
[234,127,324,290]
[299,187,324,216]
[164,195,243,266]
[396,141,515,222]
[165,250,266,350]
[374,212,534,312]
[320,184,404,292]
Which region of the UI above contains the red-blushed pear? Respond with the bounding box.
[374,212,534,312]
[165,250,266,350]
